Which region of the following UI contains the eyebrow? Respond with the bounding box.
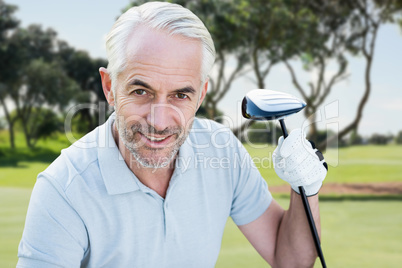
[129,79,152,90]
[173,86,196,96]
[129,79,196,95]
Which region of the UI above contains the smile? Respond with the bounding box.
[143,134,169,142]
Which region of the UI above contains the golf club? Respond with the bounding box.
[241,89,327,268]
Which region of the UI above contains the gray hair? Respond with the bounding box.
[105,2,216,93]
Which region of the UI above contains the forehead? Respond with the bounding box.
[122,25,203,82]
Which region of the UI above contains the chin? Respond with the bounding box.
[129,147,179,169]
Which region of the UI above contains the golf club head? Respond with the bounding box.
[242,89,306,121]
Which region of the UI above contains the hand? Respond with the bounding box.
[272,128,328,196]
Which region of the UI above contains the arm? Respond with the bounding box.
[238,128,326,267]
[238,192,320,268]
[18,174,88,267]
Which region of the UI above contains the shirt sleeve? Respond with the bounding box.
[230,143,273,226]
[17,173,88,268]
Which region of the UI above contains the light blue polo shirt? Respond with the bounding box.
[17,113,272,268]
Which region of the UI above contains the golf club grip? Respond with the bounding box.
[278,119,326,267]
[299,186,327,268]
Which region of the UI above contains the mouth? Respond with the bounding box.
[143,134,169,142]
[139,132,176,148]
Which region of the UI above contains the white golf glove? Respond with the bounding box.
[272,128,328,196]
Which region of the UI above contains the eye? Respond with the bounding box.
[175,93,188,99]
[132,89,147,96]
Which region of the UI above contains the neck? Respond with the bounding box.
[112,122,175,198]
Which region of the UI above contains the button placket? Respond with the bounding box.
[163,171,183,240]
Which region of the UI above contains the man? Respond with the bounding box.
[18,2,327,267]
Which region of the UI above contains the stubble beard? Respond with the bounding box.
[114,115,192,169]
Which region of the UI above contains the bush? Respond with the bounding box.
[13,108,64,143]
[35,109,64,140]
[395,131,402,144]
[349,131,364,145]
[368,133,393,145]
[69,114,92,134]
[0,117,6,130]
[315,129,347,148]
[242,122,282,144]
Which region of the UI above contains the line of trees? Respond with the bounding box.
[0,0,107,149]
[240,122,402,146]
[349,131,402,145]
[1,0,402,150]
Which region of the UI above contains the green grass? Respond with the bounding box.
[323,145,402,183]
[0,188,32,268]
[0,130,84,188]
[317,198,402,268]
[217,197,402,268]
[1,190,401,268]
[244,144,402,186]
[0,162,51,188]
[1,131,402,267]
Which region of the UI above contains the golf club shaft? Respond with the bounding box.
[279,119,288,138]
[278,119,326,268]
[299,186,327,268]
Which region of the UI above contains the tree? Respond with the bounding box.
[1,1,108,148]
[57,41,108,132]
[236,0,324,88]
[283,0,353,144]
[2,24,61,148]
[229,0,325,137]
[332,0,402,147]
[0,0,19,148]
[5,24,79,148]
[284,0,402,149]
[16,59,79,147]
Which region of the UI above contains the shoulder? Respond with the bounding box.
[41,126,101,191]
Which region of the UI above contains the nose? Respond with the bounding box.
[146,102,182,132]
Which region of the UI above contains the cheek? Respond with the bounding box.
[115,95,152,129]
[173,102,198,127]
[115,96,131,112]
[116,95,149,115]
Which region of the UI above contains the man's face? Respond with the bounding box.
[111,26,206,168]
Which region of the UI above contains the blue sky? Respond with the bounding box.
[5,0,402,137]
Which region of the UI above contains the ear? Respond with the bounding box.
[196,78,209,110]
[99,67,115,107]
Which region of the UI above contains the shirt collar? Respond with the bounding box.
[174,132,195,174]
[98,112,141,195]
